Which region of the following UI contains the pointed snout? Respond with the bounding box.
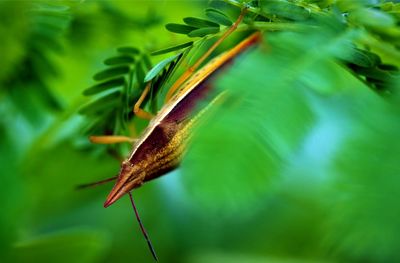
[104,184,126,208]
[103,160,143,208]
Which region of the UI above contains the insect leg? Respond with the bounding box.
[76,175,118,189]
[133,82,154,120]
[128,192,159,262]
[164,7,248,102]
[89,135,137,144]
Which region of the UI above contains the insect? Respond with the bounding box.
[80,7,261,261]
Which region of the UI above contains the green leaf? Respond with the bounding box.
[79,90,121,115]
[83,77,125,96]
[165,23,197,34]
[378,64,398,71]
[353,66,398,82]
[262,1,310,21]
[104,55,135,65]
[135,60,145,85]
[142,54,152,69]
[188,27,220,37]
[117,46,140,54]
[93,66,130,81]
[350,49,381,68]
[151,41,193,56]
[36,83,63,110]
[205,8,232,26]
[338,47,381,68]
[349,8,396,28]
[149,52,185,101]
[183,17,220,28]
[144,53,181,82]
[11,230,108,263]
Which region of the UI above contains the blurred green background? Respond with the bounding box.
[1,0,400,263]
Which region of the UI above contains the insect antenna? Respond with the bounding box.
[128,192,159,262]
[76,176,118,190]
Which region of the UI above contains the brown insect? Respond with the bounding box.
[80,8,261,261]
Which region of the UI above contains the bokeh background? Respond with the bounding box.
[1,0,400,263]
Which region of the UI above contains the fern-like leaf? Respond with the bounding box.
[81,46,187,139]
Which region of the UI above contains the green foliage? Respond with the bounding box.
[205,8,234,26]
[144,53,182,82]
[164,4,244,38]
[150,41,194,56]
[165,19,221,38]
[80,47,147,136]
[261,0,311,21]
[188,27,221,37]
[11,230,109,263]
[80,46,189,137]
[183,17,220,28]
[182,14,400,262]
[0,1,71,123]
[165,23,198,34]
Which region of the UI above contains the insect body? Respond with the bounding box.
[104,32,261,208]
[81,7,261,261]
